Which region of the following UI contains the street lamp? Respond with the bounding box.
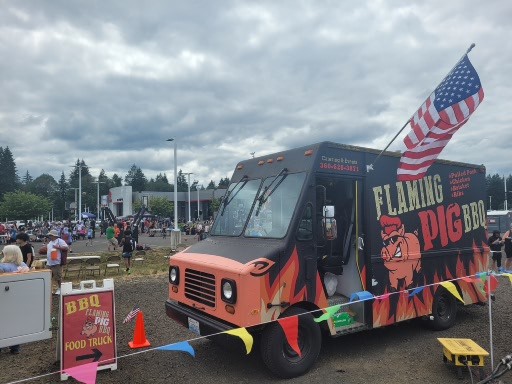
[166,138,181,250]
[166,138,178,227]
[69,162,82,221]
[194,180,200,221]
[71,188,80,221]
[183,173,193,222]
[92,179,106,221]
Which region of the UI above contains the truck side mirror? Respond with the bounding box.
[323,205,337,241]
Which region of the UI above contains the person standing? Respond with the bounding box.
[90,219,96,238]
[502,224,512,272]
[46,229,68,295]
[120,230,134,274]
[106,222,117,252]
[15,232,34,268]
[61,226,73,253]
[488,230,504,273]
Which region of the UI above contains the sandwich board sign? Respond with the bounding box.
[59,279,117,380]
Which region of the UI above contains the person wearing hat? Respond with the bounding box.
[46,229,68,295]
[488,229,504,273]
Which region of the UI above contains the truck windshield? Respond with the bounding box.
[211,179,262,236]
[245,172,305,238]
[211,172,306,238]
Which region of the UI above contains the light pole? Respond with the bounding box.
[70,162,82,221]
[166,138,181,249]
[489,196,492,210]
[71,188,79,221]
[183,173,193,222]
[194,180,200,221]
[92,180,106,221]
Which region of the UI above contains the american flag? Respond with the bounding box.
[398,54,484,181]
[123,306,141,324]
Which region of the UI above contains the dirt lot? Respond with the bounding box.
[1,241,511,383]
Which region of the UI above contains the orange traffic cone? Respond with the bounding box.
[128,311,151,349]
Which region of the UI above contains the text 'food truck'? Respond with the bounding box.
[165,141,489,378]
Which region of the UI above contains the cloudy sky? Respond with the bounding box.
[1,1,510,187]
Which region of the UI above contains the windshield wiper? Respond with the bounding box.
[255,168,288,216]
[220,175,248,216]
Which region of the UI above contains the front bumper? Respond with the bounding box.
[165,300,235,336]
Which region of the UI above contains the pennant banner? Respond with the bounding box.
[314,304,341,323]
[408,287,424,298]
[277,316,301,357]
[476,272,488,282]
[483,274,499,296]
[376,293,391,301]
[440,281,465,304]
[63,362,98,384]
[157,341,195,357]
[349,291,374,302]
[224,328,253,354]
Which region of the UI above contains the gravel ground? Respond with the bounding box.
[1,254,511,383]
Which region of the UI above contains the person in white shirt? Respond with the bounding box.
[46,229,68,295]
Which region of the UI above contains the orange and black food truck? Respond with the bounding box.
[166,141,489,378]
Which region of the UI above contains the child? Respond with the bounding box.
[86,226,93,246]
[120,231,134,274]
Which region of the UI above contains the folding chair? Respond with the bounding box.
[84,258,101,276]
[104,255,121,275]
[134,250,146,265]
[63,258,83,279]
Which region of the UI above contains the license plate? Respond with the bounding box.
[188,317,200,335]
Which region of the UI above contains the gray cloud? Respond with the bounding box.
[1,1,511,186]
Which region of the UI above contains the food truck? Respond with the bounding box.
[165,141,489,378]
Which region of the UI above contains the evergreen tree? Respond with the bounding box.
[177,170,188,192]
[146,173,171,192]
[21,171,33,190]
[111,174,123,187]
[218,177,230,188]
[0,146,19,198]
[125,164,147,192]
[206,180,217,189]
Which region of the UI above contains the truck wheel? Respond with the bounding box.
[260,307,321,378]
[431,287,457,330]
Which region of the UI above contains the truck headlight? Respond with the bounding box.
[169,266,180,285]
[221,279,237,304]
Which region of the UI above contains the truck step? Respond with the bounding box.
[333,321,367,336]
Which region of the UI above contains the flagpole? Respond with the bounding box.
[367,43,476,172]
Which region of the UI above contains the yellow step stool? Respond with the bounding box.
[437,338,489,380]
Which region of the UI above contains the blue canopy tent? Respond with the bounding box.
[81,212,96,220]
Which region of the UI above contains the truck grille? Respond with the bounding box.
[184,269,216,308]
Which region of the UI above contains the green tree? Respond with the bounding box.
[56,172,68,219]
[148,196,174,217]
[177,170,188,192]
[487,174,506,210]
[146,173,171,192]
[218,177,230,188]
[206,180,216,189]
[21,171,33,191]
[0,146,19,199]
[210,197,222,213]
[111,174,123,187]
[133,199,143,213]
[0,191,52,223]
[29,174,58,198]
[125,164,147,192]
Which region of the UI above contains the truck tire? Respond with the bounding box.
[430,286,457,330]
[260,307,321,378]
